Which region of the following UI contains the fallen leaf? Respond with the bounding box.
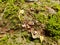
[19,10,24,14]
[40,36,44,42]
[0,34,6,38]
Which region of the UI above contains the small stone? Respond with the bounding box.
[22,24,26,28]
[28,21,34,26]
[35,20,39,23]
[30,8,34,11]
[34,31,37,34]
[26,24,31,29]
[45,6,56,14]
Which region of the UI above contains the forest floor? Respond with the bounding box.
[0,0,60,45]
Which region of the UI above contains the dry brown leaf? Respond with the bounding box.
[8,30,14,34]
[0,34,6,38]
[40,36,44,42]
[19,10,24,14]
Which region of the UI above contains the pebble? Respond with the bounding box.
[26,24,31,29]
[28,21,34,26]
[22,24,26,28]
